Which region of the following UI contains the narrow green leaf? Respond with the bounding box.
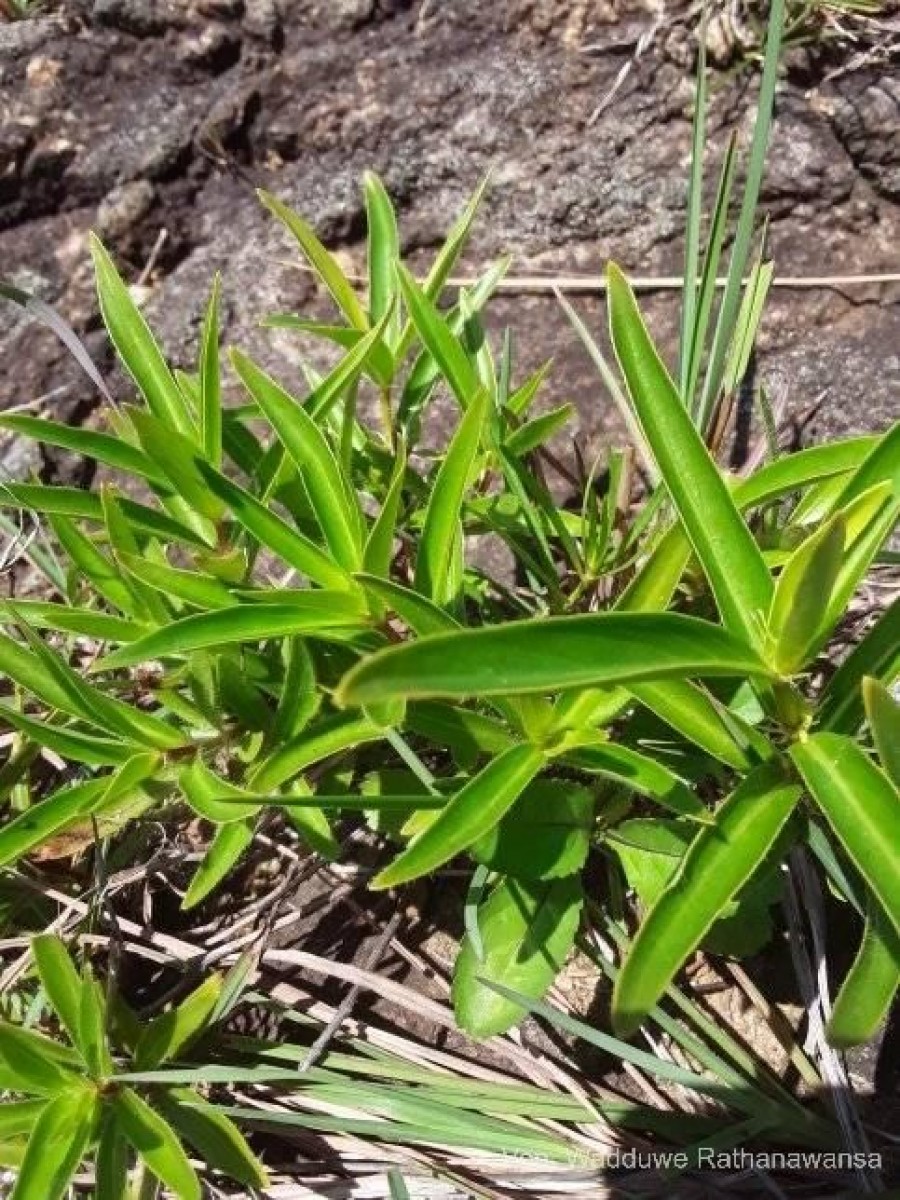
[118,551,234,610]
[95,1112,129,1200]
[47,513,137,615]
[197,461,354,592]
[199,274,222,466]
[0,1022,81,1093]
[630,679,766,770]
[767,513,845,673]
[136,975,223,1069]
[0,778,107,871]
[829,420,900,512]
[372,743,546,889]
[127,408,224,522]
[250,713,382,792]
[827,898,900,1048]
[452,875,583,1038]
[0,482,208,547]
[415,390,487,604]
[365,171,400,330]
[607,263,773,649]
[93,598,367,672]
[791,733,900,938]
[363,445,406,580]
[0,601,148,642]
[337,612,774,707]
[505,404,574,457]
[259,190,369,331]
[10,1088,97,1200]
[231,349,363,571]
[396,264,481,410]
[864,676,900,783]
[269,637,320,747]
[113,1087,201,1200]
[262,319,395,388]
[355,574,458,636]
[30,936,84,1053]
[679,29,708,398]
[819,599,900,733]
[158,1090,267,1191]
[564,742,707,820]
[90,235,192,435]
[183,820,255,911]
[78,966,113,1077]
[0,1100,44,1141]
[612,762,800,1037]
[0,414,166,484]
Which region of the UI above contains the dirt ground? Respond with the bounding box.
[1,0,899,478]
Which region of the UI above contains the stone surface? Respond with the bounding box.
[0,0,898,460]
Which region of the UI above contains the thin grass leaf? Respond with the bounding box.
[505,403,574,457]
[414,390,487,605]
[607,264,773,648]
[363,444,406,580]
[337,612,774,707]
[372,743,546,889]
[612,761,800,1037]
[683,134,738,411]
[679,28,708,397]
[90,235,193,436]
[695,0,785,429]
[722,257,773,397]
[791,733,900,938]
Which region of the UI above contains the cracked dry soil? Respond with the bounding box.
[1,0,899,478]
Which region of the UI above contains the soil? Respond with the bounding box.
[1,0,899,472]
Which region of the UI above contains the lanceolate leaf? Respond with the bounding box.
[259,190,369,332]
[818,599,900,734]
[337,613,774,707]
[396,264,481,410]
[199,274,222,466]
[157,1091,267,1191]
[791,733,900,938]
[607,264,773,650]
[564,742,707,820]
[0,415,165,484]
[113,1088,201,1200]
[0,779,110,870]
[364,171,400,329]
[452,875,583,1038]
[183,820,255,911]
[372,743,546,889]
[93,599,368,671]
[827,899,900,1048]
[767,513,845,673]
[863,677,900,784]
[90,235,192,436]
[10,1088,98,1200]
[415,390,487,605]
[136,975,223,1068]
[30,937,84,1054]
[612,762,800,1037]
[231,349,364,570]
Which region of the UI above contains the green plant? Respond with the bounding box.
[0,935,265,1199]
[0,0,896,1107]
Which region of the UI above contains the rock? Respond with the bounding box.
[25,55,63,89]
[830,74,900,202]
[242,0,281,43]
[318,0,374,30]
[92,0,168,36]
[97,179,155,239]
[178,22,240,70]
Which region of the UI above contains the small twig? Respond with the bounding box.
[298,909,403,1073]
